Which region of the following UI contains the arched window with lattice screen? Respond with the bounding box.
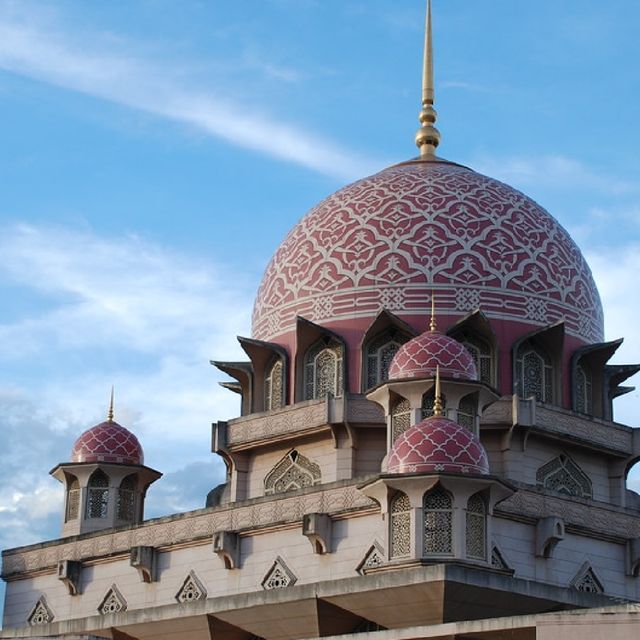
[264,450,321,495]
[364,330,407,389]
[515,341,554,403]
[457,394,476,431]
[265,358,285,411]
[304,340,344,400]
[65,476,80,522]
[390,492,411,558]
[465,492,486,560]
[116,475,136,521]
[575,363,592,415]
[391,397,411,443]
[536,454,592,498]
[86,470,109,519]
[421,388,446,419]
[423,486,453,555]
[450,329,494,386]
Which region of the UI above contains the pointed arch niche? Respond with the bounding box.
[360,310,416,391]
[264,450,321,495]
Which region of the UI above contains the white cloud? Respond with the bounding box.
[0,6,380,181]
[471,154,638,196]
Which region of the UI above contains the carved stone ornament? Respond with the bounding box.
[570,562,604,594]
[98,584,127,615]
[261,556,297,590]
[356,542,385,575]
[27,597,54,626]
[175,570,207,603]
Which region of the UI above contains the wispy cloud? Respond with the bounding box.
[471,154,639,196]
[0,6,379,180]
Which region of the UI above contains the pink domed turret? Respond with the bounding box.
[387,415,489,475]
[71,420,144,466]
[388,329,477,381]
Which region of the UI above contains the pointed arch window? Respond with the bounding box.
[116,475,136,521]
[265,358,284,411]
[451,329,494,386]
[365,330,406,389]
[457,394,476,431]
[465,492,486,560]
[515,342,554,403]
[65,476,80,522]
[390,492,411,558]
[87,470,109,519]
[575,363,592,415]
[391,397,411,443]
[423,486,453,555]
[304,339,344,400]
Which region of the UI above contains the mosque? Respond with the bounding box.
[2,2,640,639]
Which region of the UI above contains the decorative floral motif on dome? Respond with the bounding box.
[252,162,603,344]
[387,416,489,475]
[388,331,477,381]
[71,421,143,466]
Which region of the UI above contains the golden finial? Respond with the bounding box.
[107,386,114,422]
[415,0,441,156]
[433,365,443,417]
[429,291,437,332]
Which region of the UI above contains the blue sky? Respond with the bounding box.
[1,0,640,615]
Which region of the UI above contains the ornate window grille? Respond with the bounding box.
[264,358,284,411]
[457,394,476,431]
[465,492,486,560]
[65,476,80,522]
[575,363,593,415]
[423,486,453,555]
[86,470,109,519]
[390,492,411,558]
[536,454,592,498]
[515,342,554,403]
[421,389,446,420]
[304,340,344,400]
[116,475,136,521]
[365,330,408,389]
[391,397,411,443]
[451,330,494,385]
[264,449,321,495]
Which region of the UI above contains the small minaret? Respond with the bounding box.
[50,390,161,537]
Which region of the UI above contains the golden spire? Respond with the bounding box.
[415,0,441,156]
[433,365,443,417]
[107,386,114,422]
[429,291,437,331]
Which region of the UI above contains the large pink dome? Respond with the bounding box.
[388,416,489,475]
[252,159,603,346]
[71,420,144,465]
[389,330,477,381]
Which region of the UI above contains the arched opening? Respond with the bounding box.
[457,393,477,431]
[116,475,136,522]
[391,396,411,443]
[264,358,285,411]
[423,486,453,555]
[390,492,411,559]
[515,341,554,403]
[465,492,487,560]
[86,470,109,519]
[364,329,410,390]
[65,476,80,522]
[574,362,593,415]
[304,339,344,400]
[451,330,494,386]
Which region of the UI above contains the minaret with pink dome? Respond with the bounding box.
[50,391,161,537]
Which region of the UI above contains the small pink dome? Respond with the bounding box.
[71,420,144,465]
[388,330,477,381]
[388,416,489,475]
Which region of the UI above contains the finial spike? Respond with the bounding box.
[433,365,443,417]
[107,386,114,422]
[429,291,437,331]
[415,0,441,155]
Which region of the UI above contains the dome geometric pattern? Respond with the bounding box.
[252,161,603,345]
[388,331,477,380]
[388,416,489,475]
[71,421,144,466]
